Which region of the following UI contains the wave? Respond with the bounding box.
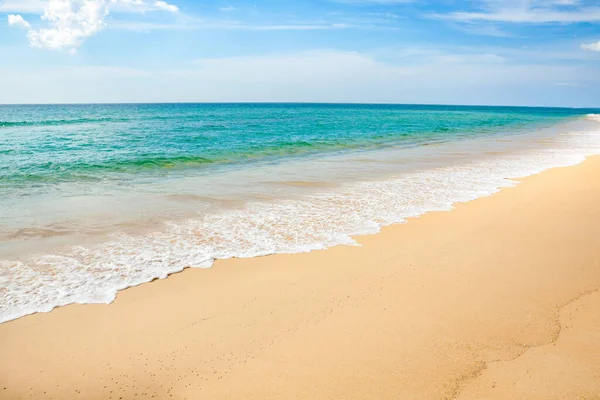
[0,117,130,128]
[1,123,600,324]
[0,141,393,186]
[107,155,215,170]
[1,115,241,129]
[1,155,216,185]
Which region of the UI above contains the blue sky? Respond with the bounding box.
[1,0,599,106]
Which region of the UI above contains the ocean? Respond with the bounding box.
[1,103,599,323]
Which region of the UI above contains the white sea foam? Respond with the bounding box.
[1,122,600,323]
[588,114,600,122]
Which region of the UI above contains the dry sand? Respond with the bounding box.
[1,156,600,400]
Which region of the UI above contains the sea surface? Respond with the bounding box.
[1,103,600,323]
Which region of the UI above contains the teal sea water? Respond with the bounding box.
[1,104,600,323]
[0,104,593,188]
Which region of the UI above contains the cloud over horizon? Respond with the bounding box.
[0,49,598,107]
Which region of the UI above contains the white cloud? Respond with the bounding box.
[7,0,180,51]
[581,41,600,51]
[7,14,31,28]
[154,0,178,13]
[26,0,109,51]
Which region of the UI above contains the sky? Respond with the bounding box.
[0,0,599,107]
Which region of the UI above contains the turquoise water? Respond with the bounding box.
[1,104,599,323]
[0,104,591,189]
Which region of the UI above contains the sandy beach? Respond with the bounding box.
[2,155,600,400]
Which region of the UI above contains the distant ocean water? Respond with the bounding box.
[1,103,599,323]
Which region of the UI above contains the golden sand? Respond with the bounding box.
[1,157,600,400]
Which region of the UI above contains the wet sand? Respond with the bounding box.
[1,156,600,400]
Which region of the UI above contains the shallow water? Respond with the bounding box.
[1,104,599,323]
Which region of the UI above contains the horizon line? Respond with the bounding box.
[0,101,598,110]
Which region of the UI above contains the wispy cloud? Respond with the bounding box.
[331,0,415,4]
[110,20,194,32]
[433,0,600,23]
[219,5,237,12]
[236,23,349,31]
[555,82,584,87]
[452,23,517,38]
[110,19,352,32]
[109,15,403,33]
[0,0,45,13]
[375,47,509,66]
[440,9,600,23]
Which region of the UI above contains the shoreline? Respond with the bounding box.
[3,118,599,324]
[2,156,600,399]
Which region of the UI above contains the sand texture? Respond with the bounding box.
[2,157,600,400]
